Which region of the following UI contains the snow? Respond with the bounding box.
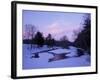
[23,44,90,69]
[27,44,59,53]
[48,48,70,54]
[66,46,78,57]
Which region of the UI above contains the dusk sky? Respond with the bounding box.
[22,10,90,42]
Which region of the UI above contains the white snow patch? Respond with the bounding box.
[22,44,90,69]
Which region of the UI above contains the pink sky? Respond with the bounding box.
[42,22,84,42]
[23,10,89,42]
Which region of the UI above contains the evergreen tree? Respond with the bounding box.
[46,34,55,47]
[74,14,91,54]
[34,31,44,47]
[60,35,69,48]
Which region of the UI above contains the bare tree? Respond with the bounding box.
[24,24,36,49]
[25,24,36,39]
[60,35,68,48]
[61,36,67,41]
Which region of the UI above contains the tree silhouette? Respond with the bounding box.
[46,34,55,47]
[60,35,69,48]
[24,24,36,40]
[60,36,68,42]
[23,24,37,49]
[34,31,44,47]
[74,14,91,54]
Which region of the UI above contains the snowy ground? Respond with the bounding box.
[23,44,90,69]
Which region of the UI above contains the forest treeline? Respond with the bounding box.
[23,15,91,54]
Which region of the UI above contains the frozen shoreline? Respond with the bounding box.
[23,44,90,69]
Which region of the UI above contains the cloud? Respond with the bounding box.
[47,22,64,34]
[42,22,84,42]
